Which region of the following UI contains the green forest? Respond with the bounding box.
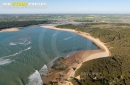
[56,23,130,85]
[0,20,50,30]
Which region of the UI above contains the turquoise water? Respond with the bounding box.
[0,26,99,85]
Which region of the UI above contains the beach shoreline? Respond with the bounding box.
[41,25,110,56]
[41,25,110,85]
[0,28,19,32]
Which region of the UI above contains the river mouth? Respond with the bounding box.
[0,25,99,85]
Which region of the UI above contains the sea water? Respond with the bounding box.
[0,26,99,85]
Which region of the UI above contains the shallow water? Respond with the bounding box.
[0,25,99,85]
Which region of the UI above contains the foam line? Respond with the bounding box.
[64,36,73,40]
[0,46,32,65]
[0,58,13,65]
[39,65,48,76]
[27,70,43,85]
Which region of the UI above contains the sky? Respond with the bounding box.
[0,0,130,14]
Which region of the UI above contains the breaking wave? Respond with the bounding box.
[9,42,17,45]
[0,58,13,65]
[27,70,43,85]
[3,46,32,59]
[9,41,31,46]
[64,37,73,40]
[60,36,73,41]
[39,65,48,76]
[0,46,32,66]
[9,37,32,46]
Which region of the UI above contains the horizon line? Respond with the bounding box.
[0,13,130,15]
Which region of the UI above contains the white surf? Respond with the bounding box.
[27,70,43,85]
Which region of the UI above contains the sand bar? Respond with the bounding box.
[0,28,19,32]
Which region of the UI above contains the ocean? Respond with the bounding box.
[0,25,99,85]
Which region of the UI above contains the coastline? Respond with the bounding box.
[0,28,19,32]
[41,25,110,85]
[41,25,110,56]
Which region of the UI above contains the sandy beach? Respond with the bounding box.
[0,28,19,32]
[41,25,110,56]
[41,25,110,85]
